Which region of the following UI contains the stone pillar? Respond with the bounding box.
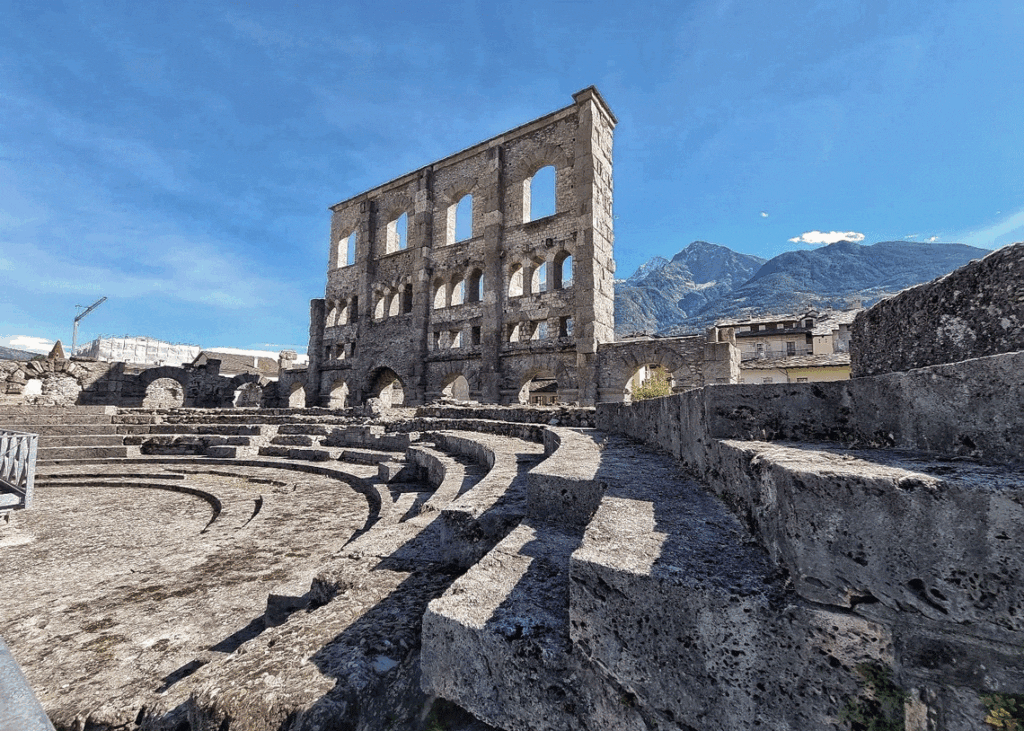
[702,326,740,384]
[479,144,505,404]
[305,299,326,405]
[571,87,617,405]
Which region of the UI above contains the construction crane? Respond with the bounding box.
[71,297,107,355]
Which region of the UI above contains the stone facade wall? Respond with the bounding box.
[309,88,617,408]
[851,242,1024,376]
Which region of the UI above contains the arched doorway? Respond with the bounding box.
[143,378,185,408]
[441,374,470,402]
[371,368,405,408]
[623,364,674,404]
[288,383,306,408]
[518,371,558,405]
[329,379,349,409]
[233,382,262,408]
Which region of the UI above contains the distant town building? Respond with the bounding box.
[74,336,200,367]
[191,351,282,380]
[710,309,861,384]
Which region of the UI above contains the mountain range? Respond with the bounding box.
[0,346,43,361]
[615,240,990,336]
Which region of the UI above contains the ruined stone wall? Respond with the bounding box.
[312,87,617,408]
[594,335,705,402]
[597,356,1024,724]
[851,242,1024,376]
[0,358,280,409]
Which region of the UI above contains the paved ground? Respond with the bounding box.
[0,459,377,728]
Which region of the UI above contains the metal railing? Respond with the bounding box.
[740,347,812,361]
[0,636,56,731]
[0,430,38,510]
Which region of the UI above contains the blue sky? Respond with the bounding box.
[2,0,1022,354]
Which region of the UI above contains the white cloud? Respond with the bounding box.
[760,211,769,218]
[928,235,939,242]
[903,234,918,240]
[788,230,866,245]
[0,335,55,354]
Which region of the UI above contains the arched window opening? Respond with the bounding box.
[432,331,441,351]
[374,293,386,320]
[349,296,359,321]
[23,378,42,398]
[451,276,465,306]
[402,283,413,313]
[537,321,549,340]
[338,231,357,267]
[326,302,338,327]
[507,323,521,343]
[337,343,347,360]
[288,383,305,409]
[372,368,405,408]
[338,299,349,325]
[531,262,547,293]
[329,379,349,409]
[387,213,409,253]
[433,279,447,310]
[233,382,262,408]
[388,291,400,317]
[508,264,524,297]
[623,364,675,404]
[466,268,483,303]
[518,372,558,405]
[450,330,462,349]
[553,253,572,290]
[454,194,473,242]
[471,326,482,346]
[143,378,185,409]
[442,374,471,402]
[559,316,573,338]
[525,165,556,222]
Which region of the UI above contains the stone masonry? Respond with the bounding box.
[307,88,618,408]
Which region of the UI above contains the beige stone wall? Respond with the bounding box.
[309,88,618,407]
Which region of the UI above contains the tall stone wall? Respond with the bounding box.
[851,242,1024,377]
[312,87,617,408]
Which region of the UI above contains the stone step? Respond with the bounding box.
[0,405,115,415]
[16,423,120,436]
[428,431,545,569]
[257,445,339,462]
[0,413,115,427]
[422,522,643,731]
[565,434,895,730]
[270,434,317,447]
[710,439,1024,632]
[37,445,130,462]
[37,434,125,448]
[117,424,263,436]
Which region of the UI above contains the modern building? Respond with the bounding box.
[74,336,200,368]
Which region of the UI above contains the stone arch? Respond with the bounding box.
[288,382,306,408]
[552,250,573,289]
[233,382,262,408]
[440,372,471,402]
[466,267,484,303]
[511,143,570,223]
[229,373,267,408]
[381,200,413,255]
[143,377,185,408]
[367,366,406,408]
[509,357,574,405]
[328,378,349,409]
[598,342,698,403]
